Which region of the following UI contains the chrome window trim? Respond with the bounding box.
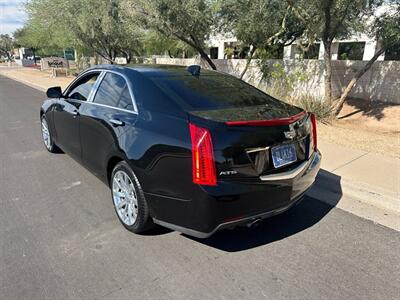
[86,101,138,114]
[87,71,106,102]
[62,98,138,115]
[63,68,139,114]
[90,69,138,114]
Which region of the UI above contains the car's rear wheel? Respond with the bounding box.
[41,115,60,153]
[111,161,154,233]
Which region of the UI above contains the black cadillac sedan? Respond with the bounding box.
[40,64,321,238]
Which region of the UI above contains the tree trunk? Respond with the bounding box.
[33,49,37,65]
[174,33,217,70]
[94,52,99,65]
[323,41,333,103]
[107,50,114,64]
[197,47,217,70]
[240,46,256,80]
[333,47,385,117]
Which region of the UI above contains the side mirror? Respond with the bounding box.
[46,86,63,98]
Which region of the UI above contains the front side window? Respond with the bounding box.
[67,73,99,101]
[93,73,133,111]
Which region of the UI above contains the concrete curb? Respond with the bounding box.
[307,170,400,231]
[312,169,400,214]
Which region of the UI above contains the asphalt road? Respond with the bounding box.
[0,74,399,300]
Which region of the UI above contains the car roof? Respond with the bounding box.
[88,64,220,77]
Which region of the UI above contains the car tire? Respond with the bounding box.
[41,115,61,153]
[110,161,154,233]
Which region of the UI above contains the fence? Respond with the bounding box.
[155,58,400,104]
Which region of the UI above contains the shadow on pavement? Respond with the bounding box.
[185,169,342,252]
[142,225,173,236]
[337,97,400,121]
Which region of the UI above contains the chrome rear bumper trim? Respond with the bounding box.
[260,151,321,181]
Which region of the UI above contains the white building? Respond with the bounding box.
[207,33,396,61]
[207,4,398,61]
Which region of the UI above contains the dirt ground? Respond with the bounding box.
[319,99,400,158]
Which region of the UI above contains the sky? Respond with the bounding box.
[0,0,27,35]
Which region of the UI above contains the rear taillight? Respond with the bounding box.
[189,123,217,186]
[310,113,317,151]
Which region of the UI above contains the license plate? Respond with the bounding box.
[271,143,297,168]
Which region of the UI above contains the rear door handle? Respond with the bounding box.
[70,110,79,116]
[109,119,124,126]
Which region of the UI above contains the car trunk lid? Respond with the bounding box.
[188,107,313,179]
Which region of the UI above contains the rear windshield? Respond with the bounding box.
[149,74,282,111]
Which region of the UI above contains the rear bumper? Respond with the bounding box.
[149,150,321,238]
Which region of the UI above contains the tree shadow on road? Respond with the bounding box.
[185,169,342,252]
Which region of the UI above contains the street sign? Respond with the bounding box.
[64,49,75,60]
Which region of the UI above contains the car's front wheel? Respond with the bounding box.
[111,161,154,233]
[41,115,60,153]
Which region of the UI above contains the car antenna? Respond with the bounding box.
[187,65,201,77]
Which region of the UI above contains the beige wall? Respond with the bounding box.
[155,58,400,104]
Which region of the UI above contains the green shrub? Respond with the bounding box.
[259,61,310,100]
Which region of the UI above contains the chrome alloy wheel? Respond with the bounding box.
[41,117,51,150]
[112,170,138,226]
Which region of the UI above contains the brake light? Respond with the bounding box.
[310,113,317,151]
[189,123,217,186]
[225,111,307,126]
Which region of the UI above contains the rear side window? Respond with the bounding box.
[149,74,282,110]
[118,86,134,110]
[93,73,134,111]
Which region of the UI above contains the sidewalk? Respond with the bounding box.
[1,66,399,227]
[309,141,400,221]
[0,65,73,91]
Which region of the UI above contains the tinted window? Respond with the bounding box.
[118,86,134,110]
[68,73,99,101]
[150,74,282,110]
[93,73,133,111]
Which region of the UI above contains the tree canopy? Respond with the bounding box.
[143,31,196,58]
[286,0,382,102]
[0,34,15,60]
[217,0,304,78]
[127,0,218,69]
[19,0,144,63]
